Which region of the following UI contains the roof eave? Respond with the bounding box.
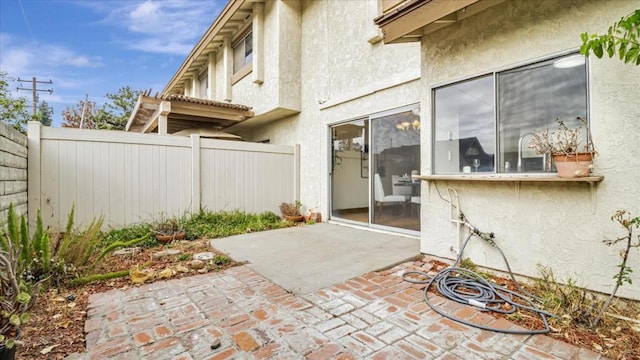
[374,0,504,44]
[162,0,245,95]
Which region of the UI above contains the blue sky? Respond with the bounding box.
[1,0,225,126]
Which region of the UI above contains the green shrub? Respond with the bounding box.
[182,209,289,239]
[103,223,156,248]
[2,205,50,284]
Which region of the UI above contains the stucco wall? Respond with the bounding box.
[419,0,640,299]
[226,0,302,116]
[0,122,28,226]
[241,0,421,215]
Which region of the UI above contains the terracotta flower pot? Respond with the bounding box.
[284,215,304,222]
[156,234,174,244]
[552,152,593,178]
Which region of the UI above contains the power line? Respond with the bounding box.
[16,77,53,119]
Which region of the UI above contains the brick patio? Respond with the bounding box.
[65,259,604,359]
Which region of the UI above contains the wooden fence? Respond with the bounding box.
[27,122,299,229]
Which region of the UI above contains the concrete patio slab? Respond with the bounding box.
[209,223,420,294]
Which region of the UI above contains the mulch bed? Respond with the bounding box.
[18,239,242,360]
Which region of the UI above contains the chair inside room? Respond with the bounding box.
[374,173,406,219]
[391,175,413,201]
[411,196,421,216]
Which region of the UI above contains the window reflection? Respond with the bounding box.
[433,53,588,174]
[434,76,495,174]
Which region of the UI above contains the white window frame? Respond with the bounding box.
[232,30,253,82]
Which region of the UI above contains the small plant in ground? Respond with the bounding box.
[593,209,640,327]
[53,206,105,278]
[0,239,42,351]
[456,257,492,280]
[103,223,155,248]
[2,204,50,284]
[458,257,478,272]
[533,265,598,328]
[213,254,232,266]
[177,254,191,261]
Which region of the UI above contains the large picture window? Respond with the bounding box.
[433,53,588,174]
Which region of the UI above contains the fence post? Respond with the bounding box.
[27,121,42,231]
[191,134,201,213]
[294,144,300,201]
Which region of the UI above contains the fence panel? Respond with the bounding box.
[28,122,298,229]
[200,139,296,214]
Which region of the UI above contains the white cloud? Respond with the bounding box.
[103,0,222,55]
[0,33,103,76]
[64,56,95,67]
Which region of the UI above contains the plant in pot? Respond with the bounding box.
[0,240,40,360]
[152,216,185,244]
[279,201,304,222]
[528,116,596,178]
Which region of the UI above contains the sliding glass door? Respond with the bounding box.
[330,119,369,223]
[371,109,420,231]
[330,105,421,232]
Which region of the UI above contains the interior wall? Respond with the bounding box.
[331,150,368,210]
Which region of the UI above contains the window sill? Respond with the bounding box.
[232,63,252,85]
[414,173,604,183]
[415,173,604,213]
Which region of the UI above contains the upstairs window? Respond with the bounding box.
[433,53,588,174]
[233,31,253,74]
[198,71,208,98]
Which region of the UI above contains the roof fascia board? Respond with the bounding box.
[172,103,252,121]
[162,0,245,95]
[125,94,144,131]
[378,0,479,43]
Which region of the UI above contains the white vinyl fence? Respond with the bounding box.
[27,122,299,229]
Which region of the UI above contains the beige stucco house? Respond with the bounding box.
[128,0,640,300]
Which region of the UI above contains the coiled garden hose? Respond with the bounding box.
[403,231,553,335]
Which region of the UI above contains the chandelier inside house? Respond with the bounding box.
[396,119,420,131]
[396,105,421,132]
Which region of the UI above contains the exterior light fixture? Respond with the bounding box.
[553,54,585,69]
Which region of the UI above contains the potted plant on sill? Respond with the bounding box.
[528,117,596,178]
[152,216,185,244]
[279,201,304,222]
[1,241,40,360]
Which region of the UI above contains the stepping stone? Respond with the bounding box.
[193,252,215,261]
[152,249,182,260]
[113,247,141,256]
[190,259,205,270]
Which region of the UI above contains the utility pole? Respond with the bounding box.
[17,77,53,119]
